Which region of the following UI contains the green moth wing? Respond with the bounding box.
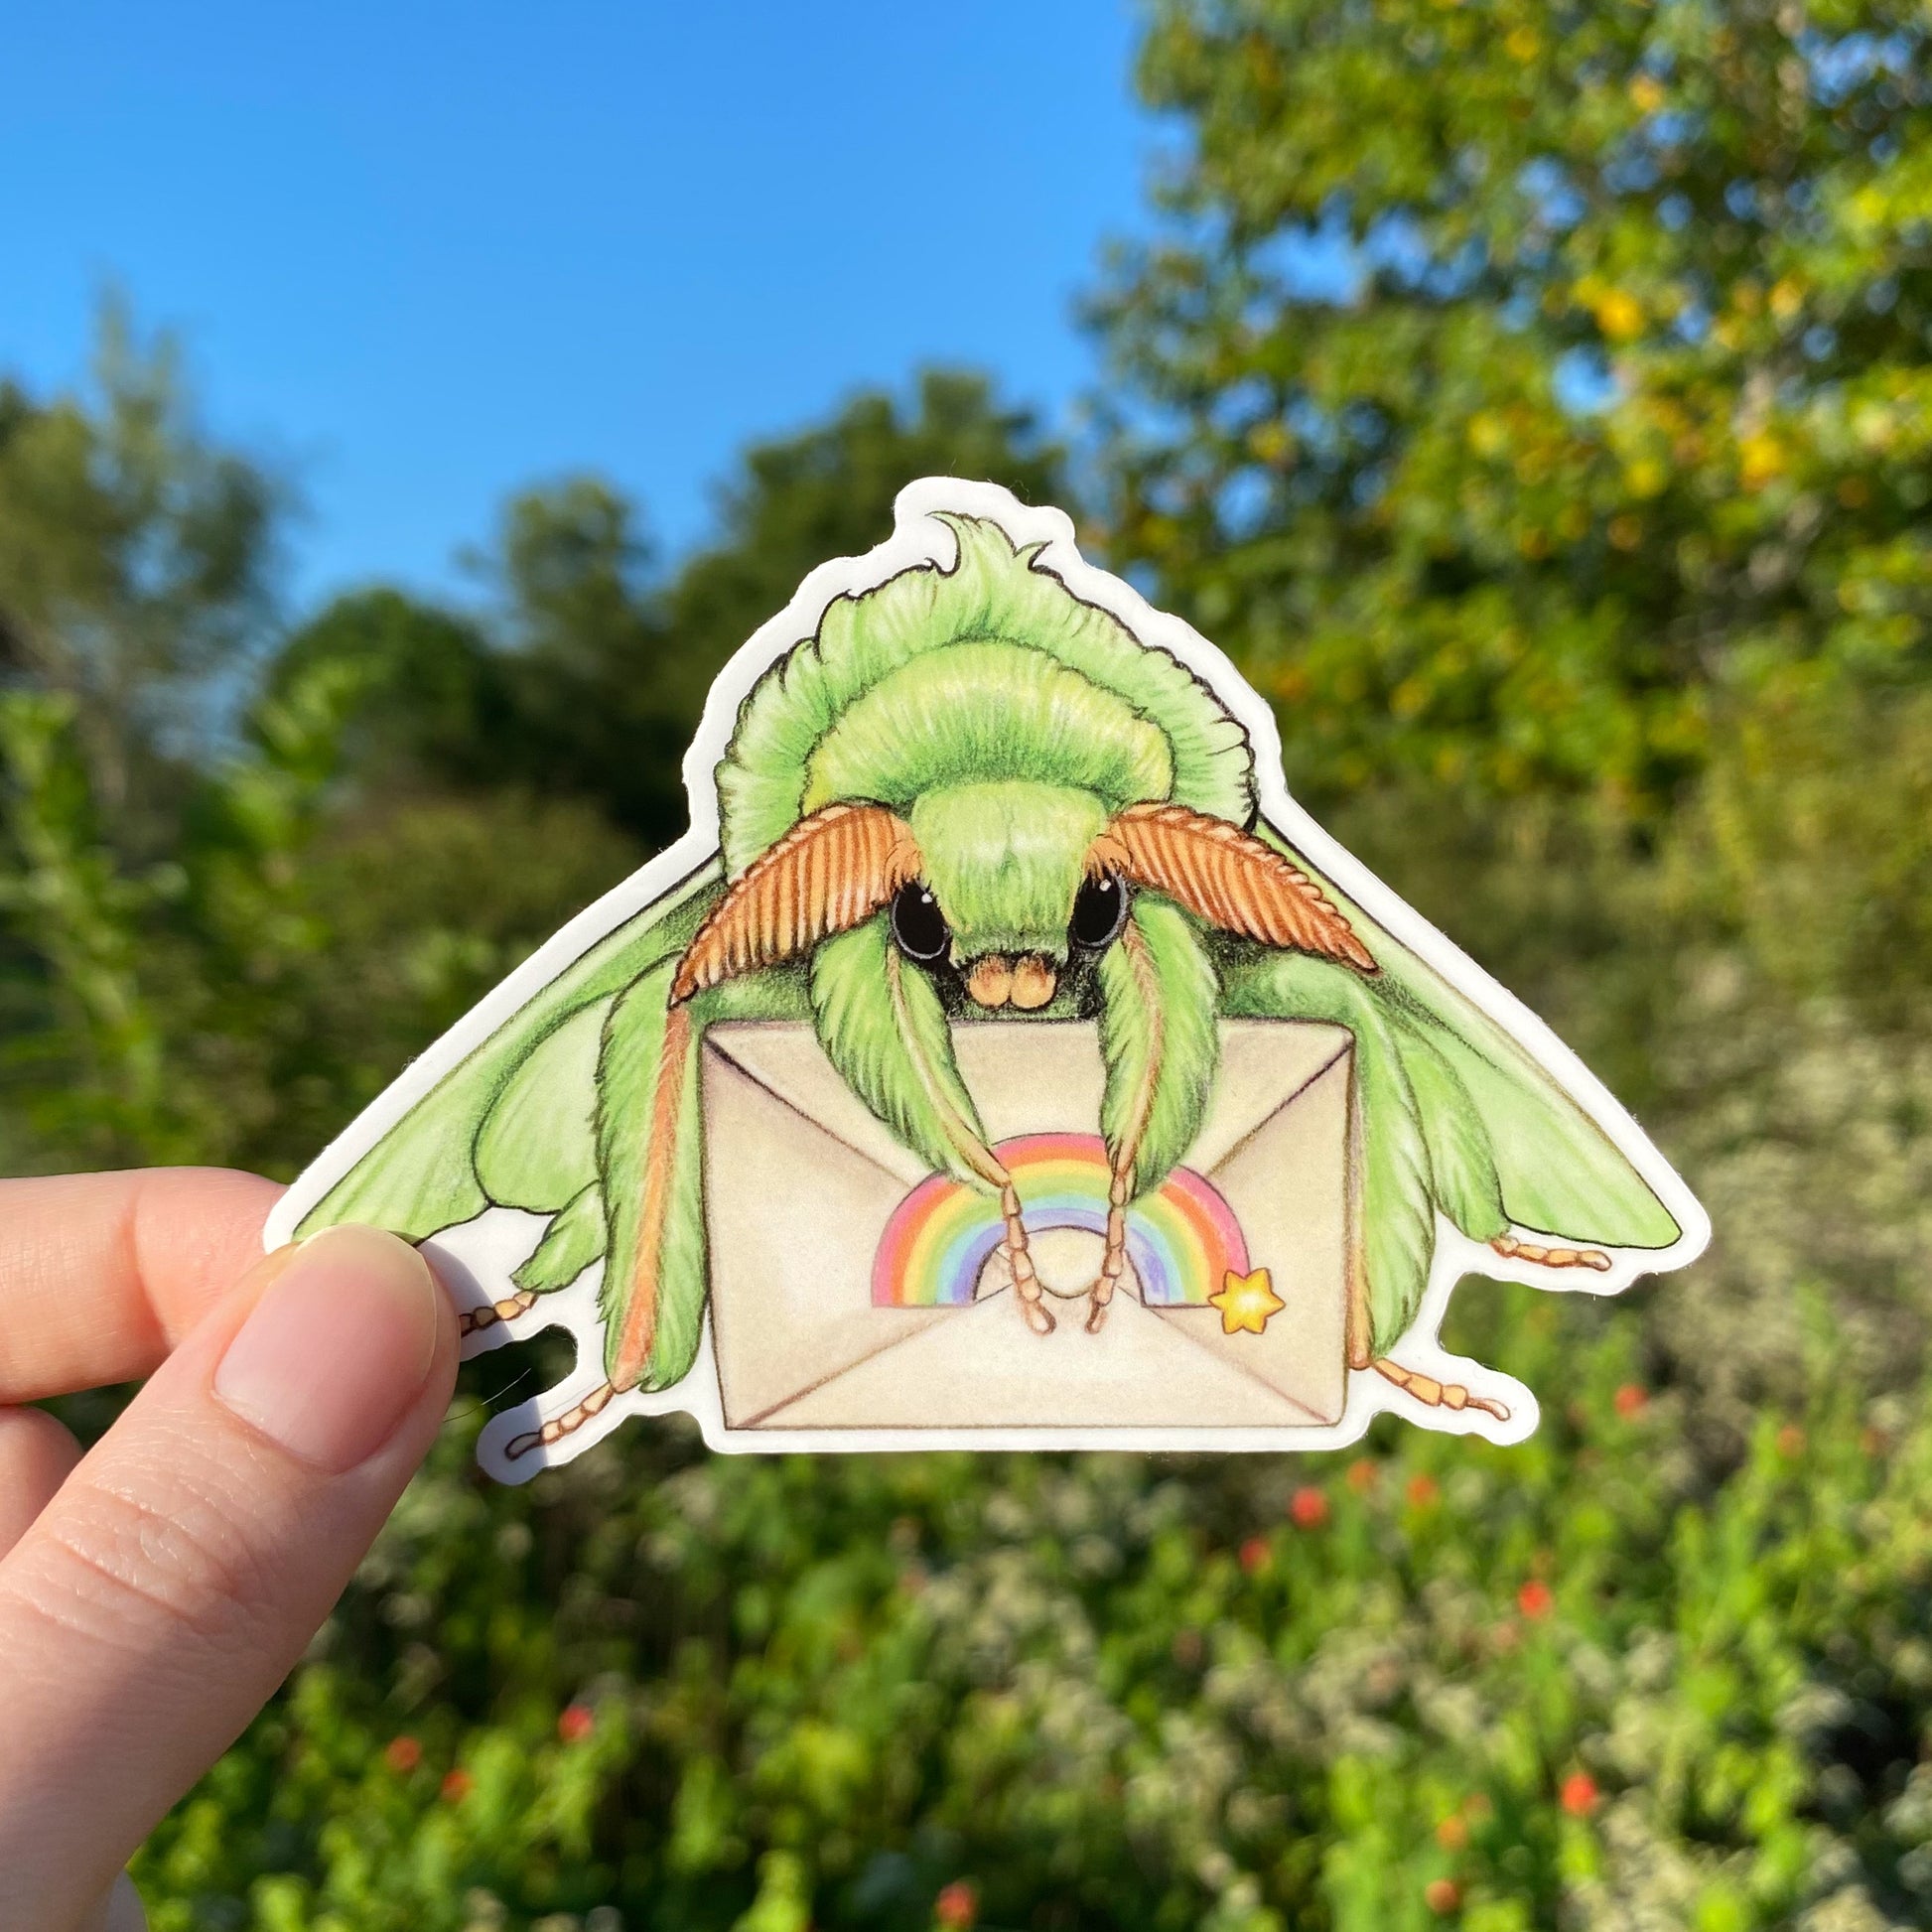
[295,859,722,1243]
[1255,819,1682,1251]
[1217,947,1443,1354]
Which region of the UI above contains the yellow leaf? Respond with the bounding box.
[1466,411,1509,458]
[1738,433,1785,489]
[1625,458,1668,498]
[1594,289,1644,342]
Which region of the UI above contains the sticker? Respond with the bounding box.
[266,481,1708,1481]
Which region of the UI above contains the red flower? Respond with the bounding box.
[1517,1579,1554,1619]
[1290,1485,1330,1529]
[1776,1423,1806,1458]
[383,1735,422,1774]
[1424,1876,1461,1914]
[440,1768,474,1803]
[1345,1456,1379,1493]
[935,1879,978,1928]
[1239,1535,1272,1574]
[1560,1771,1599,1816]
[1434,1814,1468,1851]
[1613,1383,1648,1418]
[1405,1472,1440,1509]
[558,1704,595,1744]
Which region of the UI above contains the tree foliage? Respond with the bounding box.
[280,372,1065,848]
[0,304,277,831]
[1097,0,1932,813]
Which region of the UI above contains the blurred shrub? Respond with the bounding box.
[129,1305,1932,1931]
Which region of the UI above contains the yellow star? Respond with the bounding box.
[1207,1267,1286,1336]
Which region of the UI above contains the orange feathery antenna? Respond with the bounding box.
[672,802,923,1002]
[1091,803,1375,972]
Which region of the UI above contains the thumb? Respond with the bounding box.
[0,1226,458,1931]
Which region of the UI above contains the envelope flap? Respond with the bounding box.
[706,1019,1352,1183]
[1187,1021,1352,1172]
[704,1024,932,1186]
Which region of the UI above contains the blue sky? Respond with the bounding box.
[2,2,1151,608]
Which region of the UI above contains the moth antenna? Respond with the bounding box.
[1093,803,1375,972]
[671,802,922,1002]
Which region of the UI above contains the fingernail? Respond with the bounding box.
[214,1226,441,1471]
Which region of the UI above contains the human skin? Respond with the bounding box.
[0,1170,459,1932]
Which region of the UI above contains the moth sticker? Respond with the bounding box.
[267,481,1708,1480]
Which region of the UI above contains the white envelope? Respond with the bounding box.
[699,1020,1351,1432]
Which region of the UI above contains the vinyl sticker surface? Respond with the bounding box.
[267,481,1708,1481]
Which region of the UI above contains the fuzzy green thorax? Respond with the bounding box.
[907,781,1107,963]
[799,641,1173,818]
[716,515,1255,873]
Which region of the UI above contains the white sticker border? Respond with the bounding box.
[266,480,1710,1480]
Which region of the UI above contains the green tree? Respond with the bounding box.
[1095,0,1932,815]
[269,588,512,794]
[0,302,277,836]
[658,369,1068,725]
[483,475,689,843]
[330,373,1072,849]
[0,333,639,1178]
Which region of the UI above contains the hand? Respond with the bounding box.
[0,1170,459,1932]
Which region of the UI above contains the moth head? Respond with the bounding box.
[900,782,1117,1010]
[671,791,1374,1010]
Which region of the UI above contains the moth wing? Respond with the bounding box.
[294,860,724,1242]
[1256,821,1680,1249]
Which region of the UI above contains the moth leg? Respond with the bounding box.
[814,926,1054,1336]
[962,1173,1050,1331]
[1372,1357,1509,1423]
[467,1183,610,1339]
[1089,901,1220,1332]
[1085,903,1154,1335]
[1490,1233,1611,1272]
[509,1379,620,1457]
[460,1291,538,1337]
[999,1178,1053,1335]
[1085,1167,1132,1335]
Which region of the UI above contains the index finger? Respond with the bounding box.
[0,1169,282,1402]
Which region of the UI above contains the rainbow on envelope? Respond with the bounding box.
[873,1131,1249,1309]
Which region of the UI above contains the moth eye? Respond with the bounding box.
[890,882,951,965]
[1070,874,1129,950]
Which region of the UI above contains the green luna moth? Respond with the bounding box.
[267,483,1704,1474]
